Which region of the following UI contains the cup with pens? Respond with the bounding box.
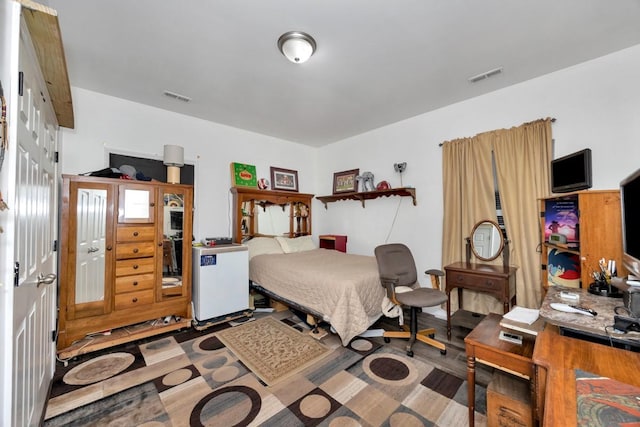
[588,258,623,298]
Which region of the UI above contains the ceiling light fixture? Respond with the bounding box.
[277,31,316,64]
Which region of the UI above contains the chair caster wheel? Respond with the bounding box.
[384,337,390,343]
[440,349,447,355]
[406,350,414,357]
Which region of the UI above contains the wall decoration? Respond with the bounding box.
[333,169,359,194]
[231,162,258,188]
[270,167,299,192]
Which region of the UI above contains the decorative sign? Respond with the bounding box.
[230,162,258,188]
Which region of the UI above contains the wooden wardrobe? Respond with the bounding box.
[57,175,193,354]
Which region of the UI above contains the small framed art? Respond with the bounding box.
[333,169,359,194]
[270,167,299,192]
[230,162,258,188]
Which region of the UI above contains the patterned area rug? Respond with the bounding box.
[44,314,487,426]
[216,316,330,386]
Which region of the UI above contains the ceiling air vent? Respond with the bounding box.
[468,67,503,83]
[163,90,192,103]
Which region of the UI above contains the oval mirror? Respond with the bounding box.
[470,220,504,261]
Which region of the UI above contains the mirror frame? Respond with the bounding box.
[469,219,504,262]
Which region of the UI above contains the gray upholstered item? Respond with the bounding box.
[375,243,447,357]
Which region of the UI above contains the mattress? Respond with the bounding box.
[250,248,385,345]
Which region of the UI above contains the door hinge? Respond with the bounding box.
[51,330,56,342]
[18,71,23,96]
[54,151,59,163]
[13,261,19,287]
[53,239,58,251]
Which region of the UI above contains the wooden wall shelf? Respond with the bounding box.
[316,187,416,208]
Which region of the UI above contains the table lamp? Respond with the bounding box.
[163,145,184,184]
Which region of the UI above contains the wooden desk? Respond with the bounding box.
[445,262,517,339]
[464,313,535,427]
[533,324,640,425]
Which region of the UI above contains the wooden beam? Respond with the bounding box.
[18,0,75,128]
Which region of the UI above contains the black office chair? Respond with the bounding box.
[375,243,447,357]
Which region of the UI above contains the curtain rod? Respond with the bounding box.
[438,117,556,147]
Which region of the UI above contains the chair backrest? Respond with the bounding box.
[374,243,418,288]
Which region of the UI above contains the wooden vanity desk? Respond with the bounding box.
[444,261,517,340]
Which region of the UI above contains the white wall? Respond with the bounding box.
[316,44,640,285]
[60,88,317,240]
[60,44,640,286]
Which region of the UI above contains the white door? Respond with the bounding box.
[11,20,58,427]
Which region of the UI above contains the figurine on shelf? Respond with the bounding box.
[356,171,375,192]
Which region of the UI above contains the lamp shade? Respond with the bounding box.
[163,145,184,167]
[278,31,316,64]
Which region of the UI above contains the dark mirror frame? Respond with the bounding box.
[467,219,505,262]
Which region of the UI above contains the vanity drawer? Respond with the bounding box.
[449,272,502,291]
[115,241,156,259]
[114,289,154,310]
[115,257,155,277]
[115,273,155,294]
[116,225,155,243]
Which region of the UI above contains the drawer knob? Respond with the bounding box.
[133,231,139,237]
[133,264,139,270]
[150,202,155,207]
[106,245,112,251]
[133,248,139,254]
[133,281,138,286]
[132,297,138,303]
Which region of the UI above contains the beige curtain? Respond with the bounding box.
[441,118,553,311]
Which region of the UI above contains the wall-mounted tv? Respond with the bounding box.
[551,148,592,193]
[621,168,640,280]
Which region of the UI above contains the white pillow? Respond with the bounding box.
[275,235,317,253]
[244,237,284,259]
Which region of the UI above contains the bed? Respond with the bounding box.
[246,236,386,345]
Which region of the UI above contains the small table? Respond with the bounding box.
[445,262,517,339]
[318,234,347,252]
[464,313,535,427]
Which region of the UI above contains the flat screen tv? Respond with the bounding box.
[551,148,592,193]
[621,168,640,280]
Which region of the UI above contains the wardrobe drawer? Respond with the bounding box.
[115,257,155,277]
[115,273,155,294]
[115,241,156,259]
[116,225,155,243]
[449,272,502,292]
[114,289,154,310]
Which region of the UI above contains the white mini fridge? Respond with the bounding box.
[192,244,249,322]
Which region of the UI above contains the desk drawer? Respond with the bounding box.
[114,289,154,310]
[116,242,156,259]
[115,257,155,277]
[449,272,503,292]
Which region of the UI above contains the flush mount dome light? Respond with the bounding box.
[277,31,316,63]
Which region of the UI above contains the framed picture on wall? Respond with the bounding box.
[230,162,258,188]
[270,167,299,192]
[333,169,359,194]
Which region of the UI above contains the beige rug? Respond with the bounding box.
[216,316,330,386]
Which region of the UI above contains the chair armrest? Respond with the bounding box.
[425,269,445,290]
[379,275,400,300]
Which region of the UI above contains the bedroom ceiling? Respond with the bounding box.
[48,0,640,147]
